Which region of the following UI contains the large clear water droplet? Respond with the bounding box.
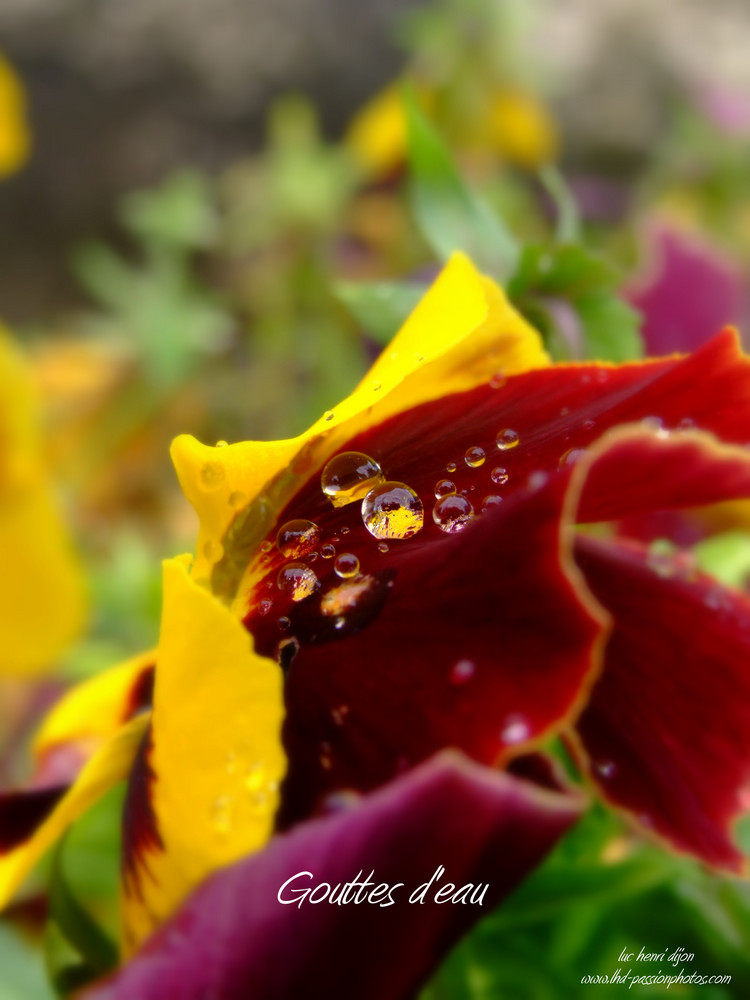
[361,482,424,540]
[321,452,384,508]
[496,429,520,451]
[334,552,360,578]
[464,446,486,468]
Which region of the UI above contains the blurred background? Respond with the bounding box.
[3,0,750,996]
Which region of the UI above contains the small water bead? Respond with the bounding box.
[490,466,508,485]
[489,372,507,389]
[582,419,596,432]
[433,494,474,534]
[228,490,247,508]
[321,452,385,508]
[450,659,476,686]
[258,599,272,616]
[203,539,224,563]
[377,541,389,554]
[334,553,360,579]
[500,714,531,745]
[464,445,486,468]
[277,519,321,558]
[277,562,319,601]
[331,705,350,726]
[594,760,617,780]
[559,447,587,467]
[362,482,424,540]
[496,429,520,451]
[481,495,503,513]
[216,440,229,448]
[678,417,696,430]
[434,479,456,499]
[200,461,226,490]
[277,616,291,631]
[527,471,549,492]
[446,461,457,473]
[320,544,336,559]
[259,540,272,553]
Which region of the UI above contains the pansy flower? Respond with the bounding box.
[3,253,750,996]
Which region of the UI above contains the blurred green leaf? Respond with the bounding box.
[693,531,750,590]
[404,89,519,278]
[44,838,118,996]
[334,280,425,343]
[121,171,219,250]
[0,923,56,1000]
[509,244,643,362]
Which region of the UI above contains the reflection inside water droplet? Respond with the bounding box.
[321,452,384,508]
[433,494,474,533]
[277,562,319,601]
[362,482,424,540]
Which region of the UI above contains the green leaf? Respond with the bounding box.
[44,838,118,996]
[404,89,518,278]
[693,531,750,589]
[509,244,643,362]
[334,280,425,343]
[0,923,56,1000]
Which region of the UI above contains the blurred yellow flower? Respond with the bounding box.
[0,327,86,674]
[0,53,31,177]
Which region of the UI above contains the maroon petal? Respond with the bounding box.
[572,535,750,872]
[82,753,583,1000]
[275,478,603,826]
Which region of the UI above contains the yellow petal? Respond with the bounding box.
[488,89,559,168]
[345,82,408,179]
[0,715,148,908]
[0,483,87,675]
[0,53,31,177]
[122,555,285,951]
[33,648,156,760]
[172,253,548,597]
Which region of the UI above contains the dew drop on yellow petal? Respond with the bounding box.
[362,482,424,540]
[200,461,226,490]
[321,451,385,508]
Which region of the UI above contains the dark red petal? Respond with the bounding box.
[276,478,603,827]
[81,753,583,1000]
[0,785,67,853]
[572,534,750,872]
[625,224,746,356]
[577,427,750,524]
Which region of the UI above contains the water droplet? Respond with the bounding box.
[244,761,267,793]
[496,429,520,451]
[216,440,229,448]
[320,544,336,558]
[277,616,291,631]
[228,490,247,508]
[450,659,476,685]
[377,541,389,554]
[595,760,617,779]
[490,466,509,486]
[678,417,696,430]
[582,419,596,431]
[277,562,319,601]
[258,599,272,616]
[500,715,530,745]
[434,479,456,498]
[446,461,457,473]
[559,447,587,467]
[489,372,507,389]
[527,471,549,491]
[277,519,321,558]
[464,445,486,468]
[321,452,385,508]
[203,539,224,563]
[334,552,360,578]
[481,495,503,512]
[259,540,272,553]
[211,795,234,835]
[560,406,570,416]
[331,705,350,726]
[200,461,226,490]
[433,494,474,533]
[362,482,424,540]
[324,410,334,422]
